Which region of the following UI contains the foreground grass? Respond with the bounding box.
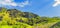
[33,19,60,28]
[0,25,33,28]
[0,19,60,28]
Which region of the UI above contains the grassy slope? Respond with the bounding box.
[0,8,60,28]
[1,20,60,28]
[33,18,60,28]
[0,8,33,28]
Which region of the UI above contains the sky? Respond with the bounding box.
[0,0,60,17]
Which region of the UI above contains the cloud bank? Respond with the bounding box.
[0,0,29,7]
[53,0,60,7]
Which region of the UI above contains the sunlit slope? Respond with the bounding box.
[0,8,33,28]
[33,18,60,28]
[0,7,60,28]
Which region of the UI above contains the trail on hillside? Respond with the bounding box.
[33,21,59,28]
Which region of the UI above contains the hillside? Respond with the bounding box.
[0,7,60,28]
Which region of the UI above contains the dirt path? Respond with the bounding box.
[33,22,59,28]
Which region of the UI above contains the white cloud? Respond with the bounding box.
[53,0,60,7]
[0,0,29,7]
[19,1,29,7]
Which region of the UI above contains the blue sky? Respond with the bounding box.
[0,0,60,17]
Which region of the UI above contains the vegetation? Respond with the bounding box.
[0,7,60,28]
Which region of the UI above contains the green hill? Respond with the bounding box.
[0,7,60,28]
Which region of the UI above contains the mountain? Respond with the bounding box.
[0,7,60,28]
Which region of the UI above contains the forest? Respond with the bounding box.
[0,7,60,28]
